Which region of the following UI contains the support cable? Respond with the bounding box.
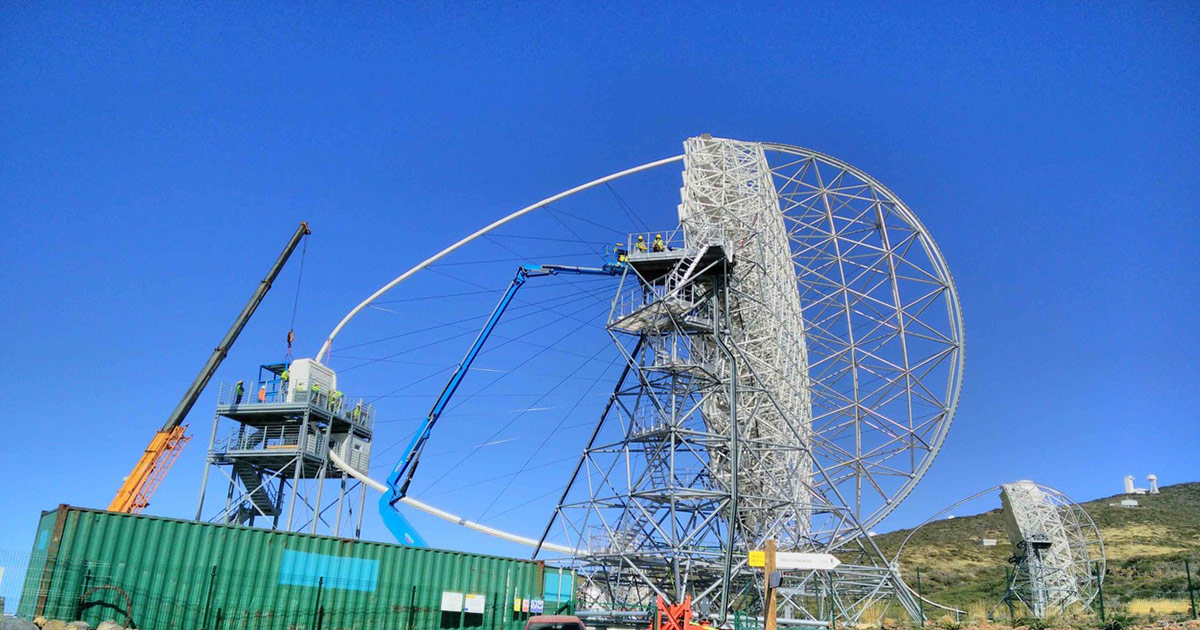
[606,182,651,232]
[476,348,622,520]
[422,334,614,492]
[286,232,309,361]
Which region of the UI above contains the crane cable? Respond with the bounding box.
[286,232,309,362]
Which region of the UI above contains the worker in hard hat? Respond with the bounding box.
[257,383,266,403]
[280,366,290,398]
[310,382,321,406]
[652,233,666,252]
[234,380,245,404]
[331,389,344,412]
[634,234,647,253]
[613,242,628,263]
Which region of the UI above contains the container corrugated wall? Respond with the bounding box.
[18,506,573,630]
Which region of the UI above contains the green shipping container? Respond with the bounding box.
[18,505,575,630]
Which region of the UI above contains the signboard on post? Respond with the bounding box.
[749,550,841,571]
[441,591,464,612]
[464,594,487,614]
[751,541,843,630]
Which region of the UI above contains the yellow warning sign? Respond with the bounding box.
[748,550,765,567]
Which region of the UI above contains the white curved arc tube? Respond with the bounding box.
[317,154,685,362]
[327,448,574,554]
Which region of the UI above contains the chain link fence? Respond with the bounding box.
[2,548,571,630]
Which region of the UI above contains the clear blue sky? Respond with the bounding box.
[2,2,1198,563]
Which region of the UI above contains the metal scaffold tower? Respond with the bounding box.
[194,359,376,538]
[541,136,960,625]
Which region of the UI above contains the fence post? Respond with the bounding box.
[829,572,836,630]
[1004,567,1014,624]
[312,577,325,629]
[75,566,92,621]
[202,564,218,630]
[1186,558,1197,620]
[1095,564,1105,622]
[914,567,925,627]
[407,585,417,630]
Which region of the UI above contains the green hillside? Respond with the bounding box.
[869,482,1200,612]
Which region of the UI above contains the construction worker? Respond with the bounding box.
[613,242,628,263]
[234,380,245,404]
[331,389,344,412]
[280,366,290,398]
[634,234,647,253]
[257,384,266,403]
[652,233,666,252]
[351,400,363,422]
[310,382,320,406]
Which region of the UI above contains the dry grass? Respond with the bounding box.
[855,601,889,627]
[964,601,991,622]
[1123,598,1194,615]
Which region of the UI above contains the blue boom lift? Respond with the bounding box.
[379,259,625,545]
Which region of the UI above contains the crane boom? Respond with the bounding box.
[379,261,622,546]
[109,221,312,513]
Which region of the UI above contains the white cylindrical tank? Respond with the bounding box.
[1148,474,1159,494]
[1124,475,1135,494]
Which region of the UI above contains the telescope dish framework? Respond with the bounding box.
[997,481,1105,618]
[891,481,1105,621]
[319,135,965,626]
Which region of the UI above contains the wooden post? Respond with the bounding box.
[765,539,778,630]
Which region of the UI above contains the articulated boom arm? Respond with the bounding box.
[379,261,621,546]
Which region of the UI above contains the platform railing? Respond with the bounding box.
[610,266,715,327]
[212,424,325,456]
[623,228,687,255]
[217,381,375,431]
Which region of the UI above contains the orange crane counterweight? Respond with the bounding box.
[109,221,311,513]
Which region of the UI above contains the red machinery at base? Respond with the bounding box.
[652,596,720,630]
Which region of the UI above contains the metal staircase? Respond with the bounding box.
[232,461,279,521]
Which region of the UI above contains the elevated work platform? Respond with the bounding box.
[196,360,374,536]
[625,241,732,283]
[609,235,732,334]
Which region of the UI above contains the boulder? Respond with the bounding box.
[1,616,40,630]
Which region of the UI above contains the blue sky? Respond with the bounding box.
[2,2,1198,564]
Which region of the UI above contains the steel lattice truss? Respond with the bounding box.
[762,143,963,536]
[542,136,962,625]
[997,482,1105,618]
[680,136,815,544]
